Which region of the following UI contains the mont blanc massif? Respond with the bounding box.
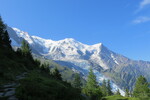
[7,26,150,95]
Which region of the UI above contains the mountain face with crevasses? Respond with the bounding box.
[7,26,150,95]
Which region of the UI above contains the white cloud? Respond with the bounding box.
[133,16,150,24]
[134,0,150,13]
[140,0,150,9]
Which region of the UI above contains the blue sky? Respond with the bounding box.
[0,0,150,61]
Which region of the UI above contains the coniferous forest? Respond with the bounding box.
[0,16,150,100]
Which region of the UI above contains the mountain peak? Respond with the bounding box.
[64,38,75,41]
[12,27,33,44]
[92,43,103,47]
[12,27,30,37]
[59,38,77,43]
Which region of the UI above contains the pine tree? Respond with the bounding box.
[101,79,107,96]
[107,80,113,96]
[0,16,11,49]
[40,63,50,73]
[21,39,31,57]
[133,75,150,98]
[0,17,4,47]
[130,90,133,97]
[2,30,12,49]
[125,88,130,97]
[52,68,62,80]
[116,89,121,95]
[73,73,82,89]
[82,68,102,100]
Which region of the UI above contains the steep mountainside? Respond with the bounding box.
[7,26,150,93]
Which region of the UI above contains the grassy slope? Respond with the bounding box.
[102,95,140,100]
[16,70,83,100]
[0,50,29,85]
[0,49,84,100]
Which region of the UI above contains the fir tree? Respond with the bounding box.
[21,39,31,57]
[101,79,107,96]
[107,80,113,96]
[133,75,150,98]
[52,68,62,80]
[40,63,50,73]
[73,73,82,89]
[0,16,4,47]
[82,68,102,100]
[0,16,11,49]
[2,30,12,49]
[130,90,133,97]
[125,88,130,97]
[116,89,121,95]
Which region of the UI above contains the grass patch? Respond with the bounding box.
[102,95,140,100]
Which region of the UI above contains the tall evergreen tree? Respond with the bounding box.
[40,63,50,73]
[107,80,113,96]
[52,68,62,80]
[82,68,102,100]
[101,79,107,96]
[21,39,31,57]
[125,88,130,97]
[2,30,12,48]
[101,79,113,96]
[130,90,133,97]
[0,16,4,47]
[0,16,11,49]
[133,75,150,98]
[116,89,121,95]
[73,73,82,89]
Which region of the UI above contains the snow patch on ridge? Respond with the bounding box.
[111,53,119,65]
[13,28,34,44]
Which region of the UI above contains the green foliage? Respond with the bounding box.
[21,40,32,57]
[107,80,113,96]
[2,30,12,49]
[86,68,98,89]
[40,62,50,74]
[73,73,82,89]
[82,68,103,100]
[33,55,86,83]
[102,79,113,96]
[0,16,12,49]
[52,68,62,80]
[102,95,140,100]
[16,71,84,100]
[116,89,121,95]
[133,75,150,98]
[102,79,108,96]
[125,88,130,97]
[0,16,5,48]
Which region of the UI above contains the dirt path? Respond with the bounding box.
[0,72,27,100]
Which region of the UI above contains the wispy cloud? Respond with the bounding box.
[132,16,150,24]
[135,0,150,13]
[140,0,150,9]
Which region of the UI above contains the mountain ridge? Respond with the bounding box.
[7,26,150,95]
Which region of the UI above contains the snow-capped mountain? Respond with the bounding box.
[9,27,126,69]
[7,26,150,95]
[9,27,129,73]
